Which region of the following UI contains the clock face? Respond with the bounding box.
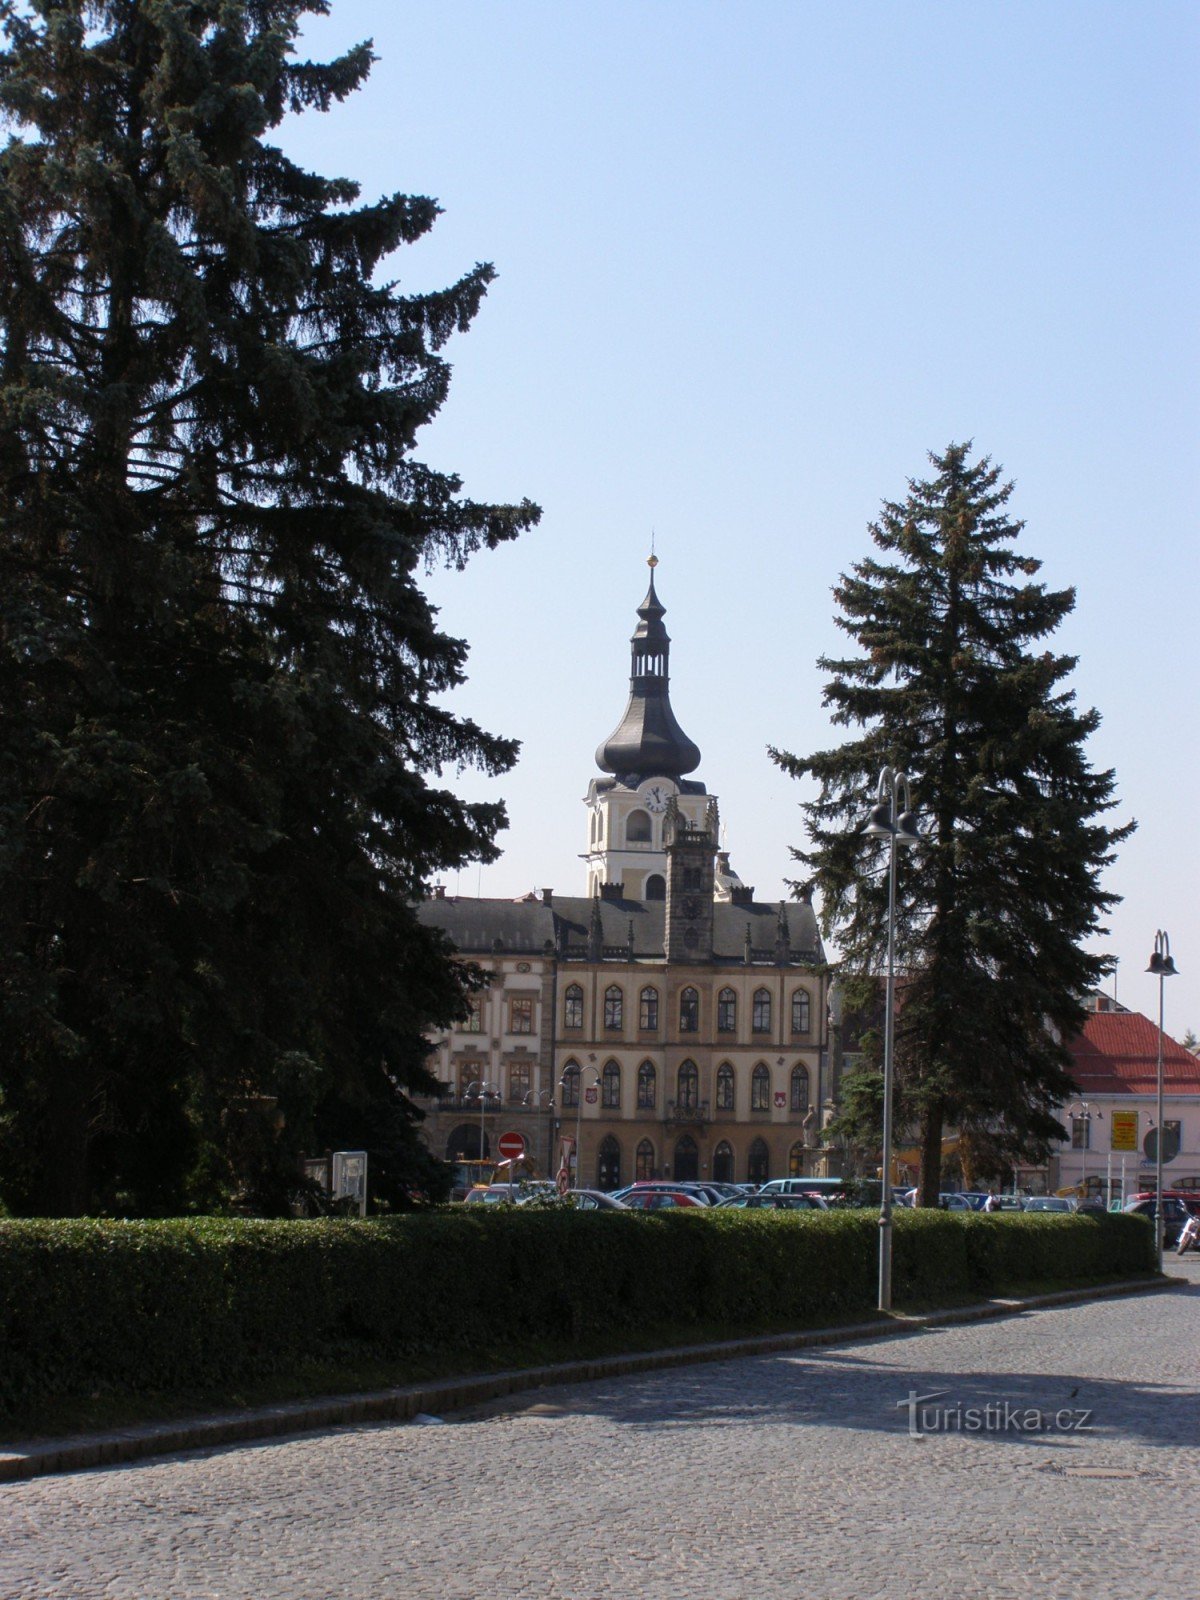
[644,785,669,814]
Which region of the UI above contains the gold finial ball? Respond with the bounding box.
[647,553,658,569]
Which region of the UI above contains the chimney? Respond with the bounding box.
[541,888,554,906]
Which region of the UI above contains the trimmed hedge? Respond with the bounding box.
[0,1209,1154,1418]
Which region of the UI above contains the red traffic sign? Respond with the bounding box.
[584,1085,599,1104]
[497,1130,526,1160]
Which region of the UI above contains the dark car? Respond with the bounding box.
[1123,1196,1195,1246]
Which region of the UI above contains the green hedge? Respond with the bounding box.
[0,1210,1154,1417]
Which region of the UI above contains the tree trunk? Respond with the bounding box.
[917,1097,944,1207]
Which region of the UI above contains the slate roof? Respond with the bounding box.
[419,894,824,967]
[1068,1011,1200,1096]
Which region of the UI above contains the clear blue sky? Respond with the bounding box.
[285,1,1199,1036]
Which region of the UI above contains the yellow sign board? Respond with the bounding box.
[1110,1110,1138,1152]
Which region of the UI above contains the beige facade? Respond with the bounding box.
[555,959,828,1188]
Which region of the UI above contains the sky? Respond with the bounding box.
[283,0,1199,1037]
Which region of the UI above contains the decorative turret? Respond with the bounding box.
[595,556,701,782]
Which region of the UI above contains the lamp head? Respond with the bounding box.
[894,810,922,846]
[864,802,894,838]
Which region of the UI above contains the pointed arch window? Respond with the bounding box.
[713,1141,734,1183]
[637,1060,657,1110]
[597,1135,622,1191]
[602,1059,621,1109]
[604,985,623,1030]
[677,1060,699,1112]
[752,988,772,1034]
[564,984,584,1030]
[751,1062,771,1111]
[790,1063,810,1113]
[636,1139,656,1181]
[560,1061,580,1108]
[639,986,660,1031]
[716,1062,735,1112]
[717,988,737,1033]
[748,1137,771,1183]
[791,989,811,1035]
[679,986,699,1032]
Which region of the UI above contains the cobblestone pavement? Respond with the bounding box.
[3,1268,1198,1600]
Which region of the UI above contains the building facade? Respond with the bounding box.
[417,559,831,1188]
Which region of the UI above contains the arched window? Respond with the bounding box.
[645,873,666,900]
[639,986,659,1031]
[791,989,811,1034]
[713,1141,734,1183]
[790,1063,810,1113]
[789,1140,806,1177]
[626,809,651,843]
[636,1139,656,1180]
[602,1059,621,1109]
[748,1137,771,1183]
[751,1062,771,1111]
[717,987,737,1033]
[604,985,623,1030]
[674,1134,699,1181]
[597,1135,622,1191]
[679,986,699,1032]
[564,984,584,1030]
[716,1062,735,1111]
[560,1061,580,1108]
[677,1060,699,1112]
[637,1059,657,1109]
[752,987,772,1033]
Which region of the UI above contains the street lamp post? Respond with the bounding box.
[864,767,922,1313]
[468,1081,499,1166]
[1146,931,1179,1272]
[1069,1100,1092,1196]
[559,1066,600,1189]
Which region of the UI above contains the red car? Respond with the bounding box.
[618,1189,706,1210]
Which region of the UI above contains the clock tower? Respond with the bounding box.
[584,558,713,898]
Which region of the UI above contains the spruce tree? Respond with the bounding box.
[0,0,538,1214]
[771,443,1132,1203]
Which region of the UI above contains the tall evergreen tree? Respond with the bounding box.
[771,443,1132,1204]
[0,0,538,1214]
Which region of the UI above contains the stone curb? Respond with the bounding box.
[0,1273,1181,1484]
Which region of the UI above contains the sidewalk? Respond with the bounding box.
[0,1274,1178,1483]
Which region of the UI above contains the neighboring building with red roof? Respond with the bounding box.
[1051,995,1200,1198]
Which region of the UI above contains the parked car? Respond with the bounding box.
[560,1188,628,1211]
[1021,1196,1077,1213]
[465,1180,556,1205]
[618,1189,706,1210]
[719,1192,828,1211]
[613,1182,714,1206]
[1123,1195,1195,1246]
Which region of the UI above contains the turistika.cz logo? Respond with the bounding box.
[898,1389,1094,1439]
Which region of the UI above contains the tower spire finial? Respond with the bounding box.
[648,529,657,569]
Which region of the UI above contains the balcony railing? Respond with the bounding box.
[666,1098,710,1125]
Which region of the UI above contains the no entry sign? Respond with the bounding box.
[497,1130,526,1160]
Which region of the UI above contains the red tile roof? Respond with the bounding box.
[1068,1011,1200,1096]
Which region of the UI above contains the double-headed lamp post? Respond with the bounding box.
[467,1081,499,1165]
[864,767,922,1313]
[559,1066,600,1189]
[1146,931,1179,1272]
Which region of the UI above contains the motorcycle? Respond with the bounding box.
[1176,1213,1200,1256]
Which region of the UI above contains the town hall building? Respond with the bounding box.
[417,558,833,1190]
